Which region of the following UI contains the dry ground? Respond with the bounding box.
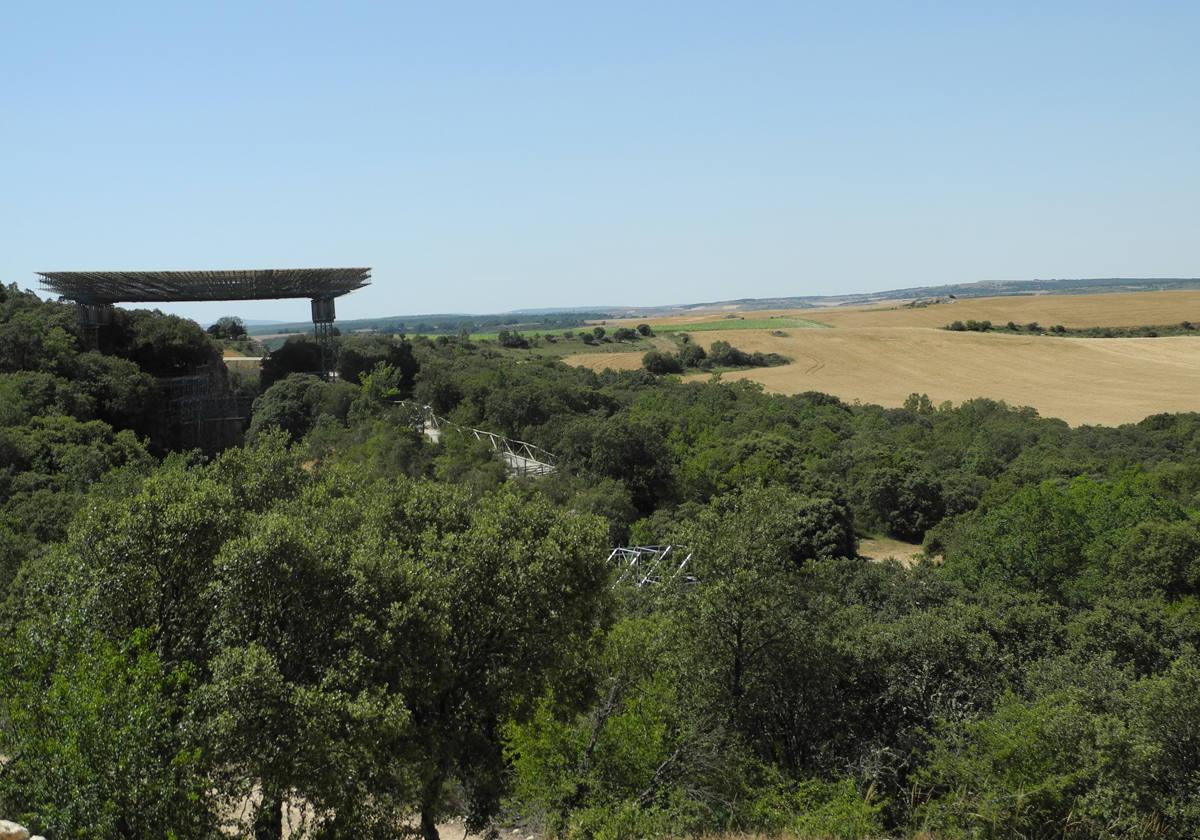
[814,289,1200,329]
[600,290,1200,331]
[566,291,1200,426]
[222,348,264,368]
[858,537,925,567]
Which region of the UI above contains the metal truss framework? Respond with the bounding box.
[607,545,696,587]
[37,267,370,377]
[396,401,558,477]
[36,268,371,304]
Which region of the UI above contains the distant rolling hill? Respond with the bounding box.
[248,278,1200,337]
[604,278,1200,317]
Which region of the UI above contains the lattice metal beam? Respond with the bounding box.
[606,545,696,587]
[38,267,369,379]
[37,267,371,304]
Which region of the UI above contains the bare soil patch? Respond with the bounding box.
[858,537,925,567]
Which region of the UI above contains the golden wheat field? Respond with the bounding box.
[567,291,1200,426]
[813,289,1200,329]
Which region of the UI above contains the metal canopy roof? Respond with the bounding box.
[37,267,371,304]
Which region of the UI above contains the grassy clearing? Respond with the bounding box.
[433,326,585,341]
[264,325,594,343]
[270,319,824,343]
[488,337,663,358]
[657,317,830,333]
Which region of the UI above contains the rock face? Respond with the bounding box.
[0,820,30,840]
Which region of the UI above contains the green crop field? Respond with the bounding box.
[656,317,830,333]
[442,326,581,341]
[266,318,828,343]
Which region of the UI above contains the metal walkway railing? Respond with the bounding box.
[394,401,557,477]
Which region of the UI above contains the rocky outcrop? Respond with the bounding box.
[0,820,42,840]
[0,820,29,840]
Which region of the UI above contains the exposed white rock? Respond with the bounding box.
[0,819,30,840]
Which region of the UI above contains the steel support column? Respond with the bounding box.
[311,296,337,378]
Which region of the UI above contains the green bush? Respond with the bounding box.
[0,631,214,839]
[642,350,683,375]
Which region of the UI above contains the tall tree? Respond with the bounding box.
[350,481,611,838]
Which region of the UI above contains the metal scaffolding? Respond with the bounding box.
[151,363,249,452]
[75,302,114,351]
[37,267,370,379]
[37,267,370,303]
[606,545,696,587]
[311,296,338,378]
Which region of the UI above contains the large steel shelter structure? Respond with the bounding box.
[37,267,371,374]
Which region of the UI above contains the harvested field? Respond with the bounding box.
[601,290,1200,331]
[814,290,1200,329]
[564,292,1200,426]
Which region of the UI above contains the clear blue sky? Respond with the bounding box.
[3,2,1198,323]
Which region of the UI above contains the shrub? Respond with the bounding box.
[496,330,530,349]
[678,342,708,368]
[642,350,683,375]
[708,340,749,367]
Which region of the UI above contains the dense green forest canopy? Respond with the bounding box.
[4,284,1200,838]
